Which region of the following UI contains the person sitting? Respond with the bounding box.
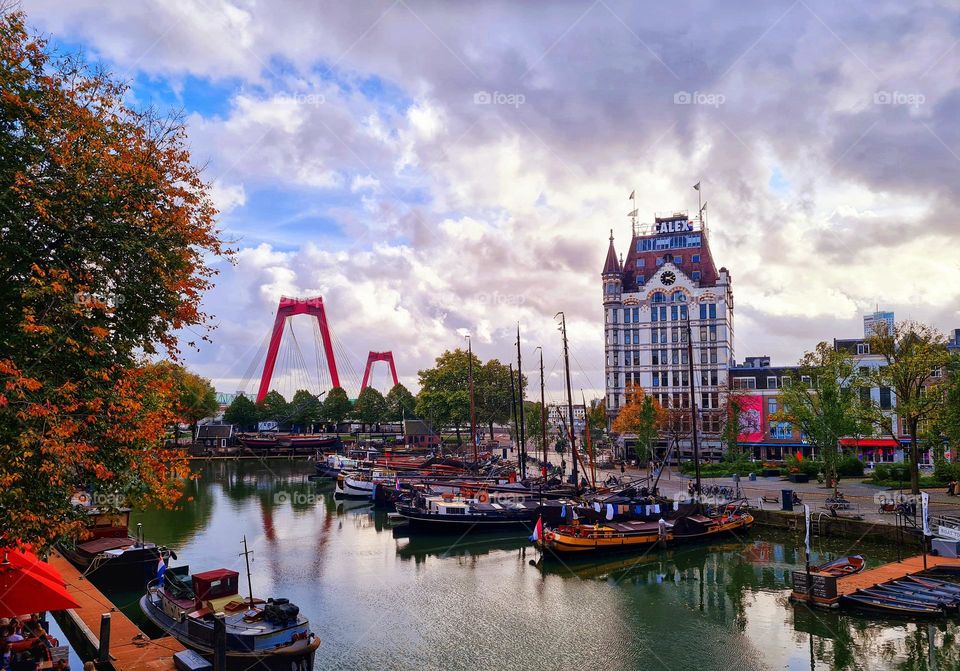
[949,480,958,496]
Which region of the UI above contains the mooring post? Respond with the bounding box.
[213,613,226,671]
[98,613,111,662]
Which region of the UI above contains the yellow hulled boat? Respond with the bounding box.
[537,511,754,556]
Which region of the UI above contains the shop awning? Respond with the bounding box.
[839,438,900,447]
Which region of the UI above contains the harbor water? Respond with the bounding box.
[102,460,960,671]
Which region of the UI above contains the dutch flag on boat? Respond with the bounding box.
[529,516,543,543]
[156,556,167,587]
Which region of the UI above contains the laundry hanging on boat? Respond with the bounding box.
[605,504,615,520]
[593,502,602,513]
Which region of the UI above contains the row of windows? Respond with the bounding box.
[636,254,701,269]
[652,370,690,387]
[732,375,811,390]
[609,301,720,323]
[637,234,702,252]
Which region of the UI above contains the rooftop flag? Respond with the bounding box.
[693,181,701,191]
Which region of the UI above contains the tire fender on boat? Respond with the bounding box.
[477,491,490,504]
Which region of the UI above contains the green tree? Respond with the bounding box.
[323,386,352,429]
[934,354,960,461]
[256,390,289,426]
[476,359,516,441]
[720,391,745,462]
[385,383,416,421]
[354,387,387,431]
[865,322,952,494]
[416,349,478,444]
[0,13,227,548]
[773,342,867,487]
[585,401,606,445]
[612,385,663,463]
[289,389,323,432]
[224,394,258,431]
[524,401,546,459]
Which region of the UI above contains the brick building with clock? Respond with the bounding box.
[602,212,734,461]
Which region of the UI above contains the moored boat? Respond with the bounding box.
[813,555,865,577]
[537,510,754,556]
[395,493,542,532]
[139,540,319,671]
[58,505,175,592]
[335,468,397,499]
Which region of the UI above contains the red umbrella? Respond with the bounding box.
[1,548,66,586]
[0,562,79,618]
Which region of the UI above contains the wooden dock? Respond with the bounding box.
[791,554,960,608]
[49,551,183,671]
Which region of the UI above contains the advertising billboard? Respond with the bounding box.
[737,395,763,442]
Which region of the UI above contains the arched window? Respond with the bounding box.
[671,291,686,302]
[651,292,667,304]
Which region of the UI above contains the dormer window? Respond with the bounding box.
[857,343,870,355]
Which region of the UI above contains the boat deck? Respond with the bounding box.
[49,550,183,671]
[791,554,960,608]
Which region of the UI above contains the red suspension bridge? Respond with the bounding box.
[239,296,399,403]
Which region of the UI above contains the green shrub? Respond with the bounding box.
[872,462,912,483]
[836,456,865,477]
[934,460,960,483]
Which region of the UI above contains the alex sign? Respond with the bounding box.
[655,219,694,234]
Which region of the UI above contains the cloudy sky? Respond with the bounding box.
[23,0,960,401]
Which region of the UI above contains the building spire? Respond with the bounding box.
[602,231,620,275]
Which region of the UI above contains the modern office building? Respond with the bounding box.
[863,309,895,337]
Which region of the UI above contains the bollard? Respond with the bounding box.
[98,613,111,663]
[213,613,226,671]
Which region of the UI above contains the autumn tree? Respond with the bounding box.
[384,383,416,421]
[0,12,227,548]
[773,343,867,487]
[224,394,258,431]
[153,362,218,441]
[612,385,664,463]
[865,322,952,494]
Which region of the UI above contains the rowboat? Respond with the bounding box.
[842,591,946,617]
[537,511,754,556]
[813,555,864,577]
[335,468,397,499]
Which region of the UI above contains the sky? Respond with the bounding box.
[21,0,960,402]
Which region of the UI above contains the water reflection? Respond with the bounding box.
[114,461,958,671]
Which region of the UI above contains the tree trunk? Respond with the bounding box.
[489,420,495,442]
[910,419,920,495]
[455,423,461,445]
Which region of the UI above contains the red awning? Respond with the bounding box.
[839,438,899,447]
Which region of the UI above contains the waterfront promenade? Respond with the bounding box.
[48,551,181,671]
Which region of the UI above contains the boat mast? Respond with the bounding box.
[581,390,597,489]
[556,312,578,487]
[466,335,478,464]
[509,363,520,476]
[536,346,546,473]
[683,314,702,497]
[240,535,255,608]
[516,324,527,479]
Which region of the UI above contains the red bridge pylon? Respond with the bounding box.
[257,296,340,403]
[360,351,398,392]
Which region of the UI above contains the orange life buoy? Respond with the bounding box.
[476,491,490,504]
[545,532,555,542]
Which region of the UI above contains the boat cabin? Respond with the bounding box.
[425,497,471,515]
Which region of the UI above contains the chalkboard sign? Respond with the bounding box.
[792,571,838,599]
